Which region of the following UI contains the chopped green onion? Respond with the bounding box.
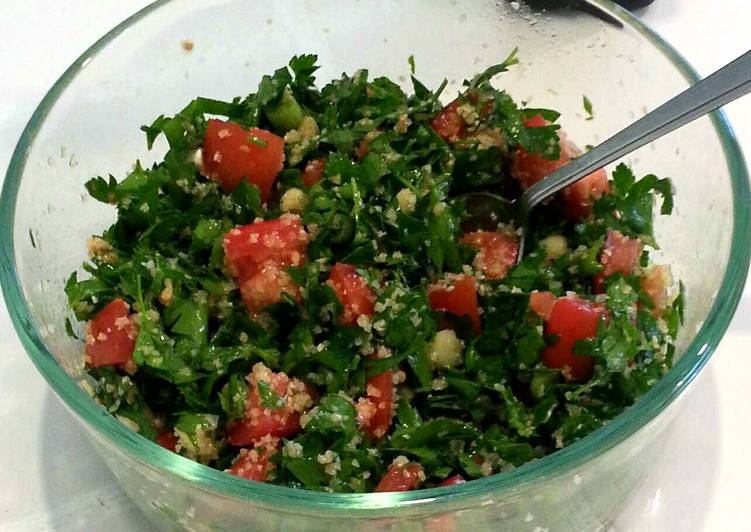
[265,88,305,132]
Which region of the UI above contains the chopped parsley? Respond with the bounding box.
[583,95,594,120]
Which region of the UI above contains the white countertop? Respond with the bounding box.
[1,1,749,530]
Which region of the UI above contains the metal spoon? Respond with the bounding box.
[464,49,751,261]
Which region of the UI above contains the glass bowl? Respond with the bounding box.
[2,1,749,530]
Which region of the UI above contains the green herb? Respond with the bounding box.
[583,95,594,120]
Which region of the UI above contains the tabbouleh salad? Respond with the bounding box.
[66,51,682,493]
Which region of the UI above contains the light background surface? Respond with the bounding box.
[0,1,749,530]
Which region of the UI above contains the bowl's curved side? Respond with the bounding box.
[0,0,748,526]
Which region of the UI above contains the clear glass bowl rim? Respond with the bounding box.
[1,0,749,512]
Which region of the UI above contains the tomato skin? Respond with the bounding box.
[431,100,468,142]
[227,364,311,447]
[529,290,557,320]
[85,299,137,368]
[362,371,395,440]
[202,119,285,201]
[461,231,518,281]
[227,440,278,482]
[428,275,482,335]
[511,115,608,220]
[223,216,309,273]
[374,463,425,493]
[327,263,376,326]
[439,474,466,487]
[543,297,604,381]
[302,158,326,188]
[156,431,179,452]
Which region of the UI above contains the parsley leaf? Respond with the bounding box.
[583,95,594,120]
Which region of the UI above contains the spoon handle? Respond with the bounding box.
[521,49,751,212]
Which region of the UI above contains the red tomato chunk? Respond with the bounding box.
[227,363,313,447]
[223,215,309,274]
[223,216,309,316]
[594,230,643,293]
[227,438,279,482]
[511,114,608,220]
[375,462,425,493]
[302,157,326,188]
[356,139,369,160]
[428,274,482,335]
[156,431,179,453]
[202,119,285,201]
[327,263,377,326]
[358,370,395,440]
[430,100,468,142]
[600,230,643,278]
[239,264,301,316]
[85,298,137,368]
[439,474,467,487]
[641,265,672,316]
[461,230,518,281]
[523,113,548,128]
[529,290,557,320]
[560,167,609,220]
[543,297,604,381]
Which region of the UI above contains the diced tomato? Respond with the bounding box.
[228,448,272,482]
[327,263,376,326]
[560,168,609,220]
[600,230,643,278]
[223,215,309,274]
[355,397,378,431]
[302,158,326,188]
[431,100,468,142]
[511,115,572,191]
[511,115,608,220]
[227,363,312,447]
[543,297,604,381]
[228,410,300,447]
[156,431,179,452]
[238,263,301,316]
[524,113,548,128]
[357,138,371,160]
[360,371,395,440]
[227,440,279,482]
[428,275,482,335]
[439,474,466,487]
[202,119,285,201]
[594,230,643,293]
[511,143,569,191]
[375,463,425,493]
[529,290,557,320]
[461,230,519,280]
[224,216,309,317]
[85,298,137,368]
[641,265,672,315]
